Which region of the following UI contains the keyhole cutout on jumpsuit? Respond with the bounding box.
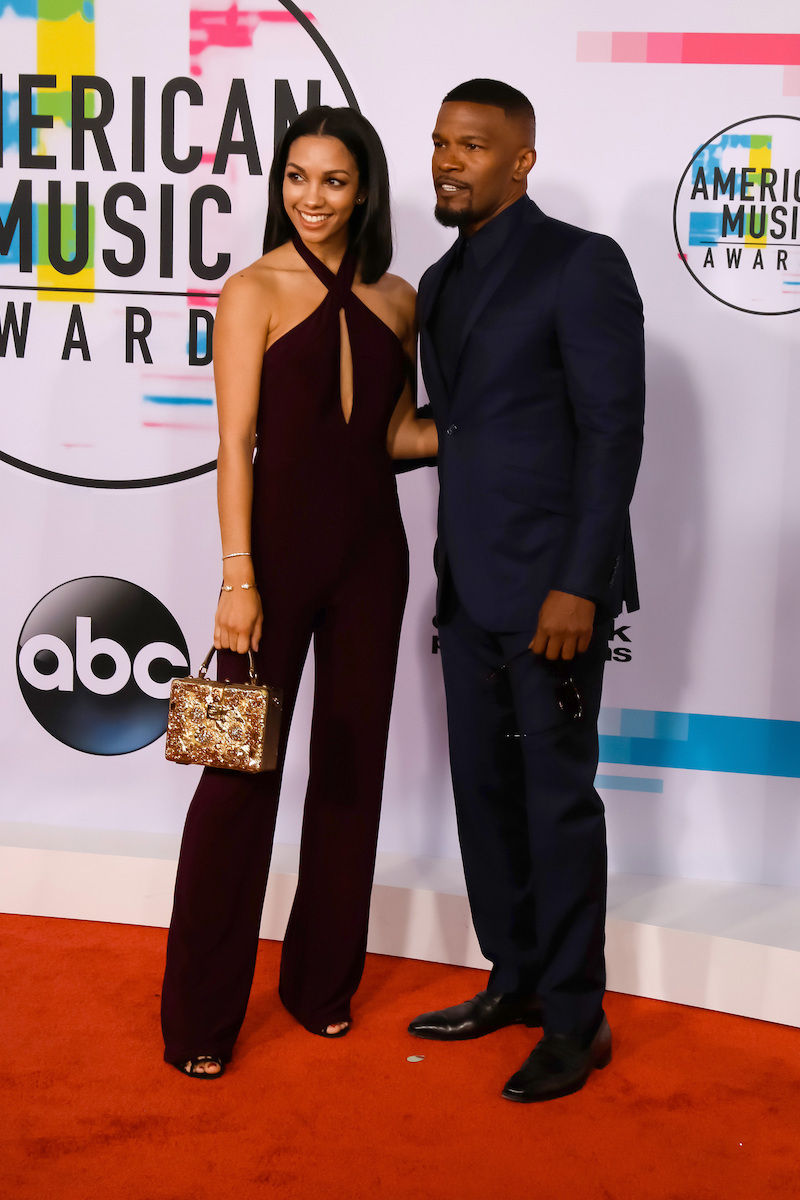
[339,306,354,425]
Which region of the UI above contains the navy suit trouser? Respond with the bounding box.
[438,591,611,1040]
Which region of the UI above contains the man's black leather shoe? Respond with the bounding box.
[408,990,543,1041]
[501,1014,612,1102]
[501,1008,614,1099]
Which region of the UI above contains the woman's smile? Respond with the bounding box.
[297,211,333,225]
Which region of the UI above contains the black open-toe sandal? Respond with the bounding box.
[317,1022,350,1039]
[172,1055,225,1079]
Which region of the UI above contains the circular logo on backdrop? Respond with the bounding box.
[17,577,190,755]
[0,0,356,489]
[674,114,800,316]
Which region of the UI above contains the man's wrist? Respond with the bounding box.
[547,588,597,611]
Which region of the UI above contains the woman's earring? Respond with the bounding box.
[356,196,365,204]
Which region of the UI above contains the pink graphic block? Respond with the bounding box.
[576,31,612,62]
[611,31,648,62]
[190,6,316,61]
[784,65,800,95]
[188,292,219,308]
[578,30,800,67]
[682,32,800,65]
[646,32,684,63]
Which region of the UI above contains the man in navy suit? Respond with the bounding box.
[408,79,645,1102]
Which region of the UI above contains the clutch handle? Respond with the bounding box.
[197,647,259,685]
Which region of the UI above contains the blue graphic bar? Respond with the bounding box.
[143,395,214,407]
[599,708,800,779]
[688,210,722,246]
[2,92,20,155]
[5,1,36,18]
[595,774,664,794]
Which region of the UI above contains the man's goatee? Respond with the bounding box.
[434,205,467,228]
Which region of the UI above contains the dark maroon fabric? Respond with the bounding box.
[161,236,409,1061]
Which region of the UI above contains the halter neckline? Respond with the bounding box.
[291,229,357,297]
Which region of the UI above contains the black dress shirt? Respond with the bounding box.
[431,196,528,393]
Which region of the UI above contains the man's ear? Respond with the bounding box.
[513,147,536,181]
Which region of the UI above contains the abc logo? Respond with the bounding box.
[17,577,190,755]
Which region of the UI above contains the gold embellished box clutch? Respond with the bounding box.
[165,649,282,773]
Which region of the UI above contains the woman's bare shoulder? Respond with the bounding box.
[219,244,301,307]
[368,272,417,331]
[375,272,417,307]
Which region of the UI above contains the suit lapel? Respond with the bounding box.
[420,323,448,417]
[419,241,459,415]
[419,242,457,326]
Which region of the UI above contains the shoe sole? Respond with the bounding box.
[501,1046,612,1103]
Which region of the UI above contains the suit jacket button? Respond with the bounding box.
[446,424,458,435]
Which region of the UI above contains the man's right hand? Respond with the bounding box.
[530,589,595,661]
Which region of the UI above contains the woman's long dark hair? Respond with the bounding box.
[262,106,392,284]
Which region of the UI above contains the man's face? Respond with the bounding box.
[431,101,535,235]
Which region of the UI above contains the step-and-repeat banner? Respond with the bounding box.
[2,1,799,889]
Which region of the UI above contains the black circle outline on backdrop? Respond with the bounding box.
[16,574,190,756]
[673,113,800,317]
[0,0,359,490]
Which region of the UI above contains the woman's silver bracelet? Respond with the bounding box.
[222,552,252,560]
[221,582,258,592]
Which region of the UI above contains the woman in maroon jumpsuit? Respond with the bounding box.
[161,108,437,1077]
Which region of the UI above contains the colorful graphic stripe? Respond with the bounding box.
[1,3,97,296]
[190,6,316,75]
[745,137,771,247]
[0,201,95,267]
[37,1,95,300]
[595,774,664,794]
[2,89,20,154]
[577,32,800,64]
[686,133,772,248]
[143,395,214,406]
[577,32,800,96]
[2,0,37,17]
[0,3,100,298]
[599,708,800,780]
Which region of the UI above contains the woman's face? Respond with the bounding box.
[282,135,363,245]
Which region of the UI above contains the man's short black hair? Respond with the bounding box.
[442,78,535,143]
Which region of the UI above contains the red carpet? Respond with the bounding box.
[2,912,799,1198]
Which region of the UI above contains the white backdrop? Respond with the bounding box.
[2,0,799,899]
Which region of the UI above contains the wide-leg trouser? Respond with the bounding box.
[161,542,407,1064]
[438,596,611,1041]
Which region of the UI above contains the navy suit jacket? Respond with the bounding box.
[419,196,645,632]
